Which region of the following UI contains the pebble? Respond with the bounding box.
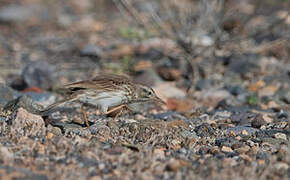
[221,146,233,153]
[235,145,250,154]
[251,114,267,128]
[274,133,287,140]
[230,112,256,125]
[280,89,290,104]
[80,44,103,58]
[228,53,260,75]
[274,162,289,171]
[226,125,259,136]
[224,85,245,96]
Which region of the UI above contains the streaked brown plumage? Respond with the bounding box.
[43,74,165,126]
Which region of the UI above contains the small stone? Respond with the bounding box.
[235,136,242,140]
[0,146,13,163]
[135,114,145,120]
[257,159,266,166]
[274,162,289,171]
[226,126,259,136]
[199,89,231,107]
[235,145,250,154]
[165,158,190,172]
[280,90,290,104]
[89,176,103,180]
[80,44,103,58]
[153,148,165,159]
[51,126,62,136]
[210,146,220,154]
[157,67,181,81]
[239,154,252,162]
[228,131,236,137]
[230,112,257,125]
[221,146,233,153]
[153,82,186,99]
[196,79,214,91]
[46,133,54,139]
[274,133,287,140]
[251,114,267,128]
[246,140,256,147]
[224,85,245,96]
[259,85,279,97]
[241,129,248,135]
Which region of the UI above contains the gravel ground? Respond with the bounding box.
[0,0,289,179]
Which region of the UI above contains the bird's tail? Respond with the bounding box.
[41,98,74,116]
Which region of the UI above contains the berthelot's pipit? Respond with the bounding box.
[43,74,165,126]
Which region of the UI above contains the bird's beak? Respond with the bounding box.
[154,96,166,105]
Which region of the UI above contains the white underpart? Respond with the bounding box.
[78,91,127,113]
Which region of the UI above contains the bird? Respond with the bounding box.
[42,74,165,127]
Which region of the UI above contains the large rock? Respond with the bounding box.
[0,4,49,23]
[0,83,16,106]
[22,61,55,90]
[12,108,46,137]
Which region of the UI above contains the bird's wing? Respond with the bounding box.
[63,74,135,94]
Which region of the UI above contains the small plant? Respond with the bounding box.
[120,27,151,40]
[246,94,259,106]
[121,55,134,72]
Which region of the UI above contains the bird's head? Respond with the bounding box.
[136,85,166,105]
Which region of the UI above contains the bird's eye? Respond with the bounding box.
[147,91,152,96]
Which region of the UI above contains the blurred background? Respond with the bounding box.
[0,1,290,179]
[0,0,289,111]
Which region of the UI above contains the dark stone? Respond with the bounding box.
[215,137,239,147]
[80,44,103,58]
[224,85,245,96]
[277,112,289,119]
[214,153,225,160]
[0,84,15,106]
[0,4,49,23]
[22,61,55,90]
[281,90,290,104]
[226,125,259,136]
[135,48,163,60]
[194,123,216,137]
[256,151,270,165]
[228,53,260,75]
[195,79,214,91]
[0,165,48,180]
[10,76,28,91]
[230,112,257,125]
[197,146,211,155]
[152,111,186,121]
[224,151,239,158]
[77,156,99,167]
[251,114,267,128]
[23,92,56,105]
[134,69,162,86]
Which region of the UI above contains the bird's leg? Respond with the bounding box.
[105,104,127,115]
[113,107,124,121]
[81,104,90,127]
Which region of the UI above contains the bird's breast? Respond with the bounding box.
[78,91,128,108]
